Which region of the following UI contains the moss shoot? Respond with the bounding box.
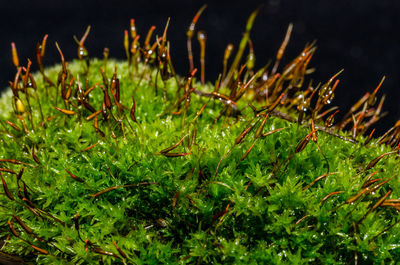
[1,7,400,264]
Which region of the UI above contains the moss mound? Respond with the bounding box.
[1,9,400,264]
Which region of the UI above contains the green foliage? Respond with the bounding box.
[0,59,399,264]
[1,9,400,264]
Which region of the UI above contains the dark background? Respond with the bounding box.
[0,0,399,133]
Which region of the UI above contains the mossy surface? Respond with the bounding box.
[1,8,400,264]
[0,58,399,264]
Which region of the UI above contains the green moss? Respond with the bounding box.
[1,14,400,265]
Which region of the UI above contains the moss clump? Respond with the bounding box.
[1,8,400,264]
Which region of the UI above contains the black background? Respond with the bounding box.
[0,0,399,133]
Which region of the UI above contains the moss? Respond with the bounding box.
[1,10,400,265]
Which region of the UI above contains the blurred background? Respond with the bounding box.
[0,0,399,133]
